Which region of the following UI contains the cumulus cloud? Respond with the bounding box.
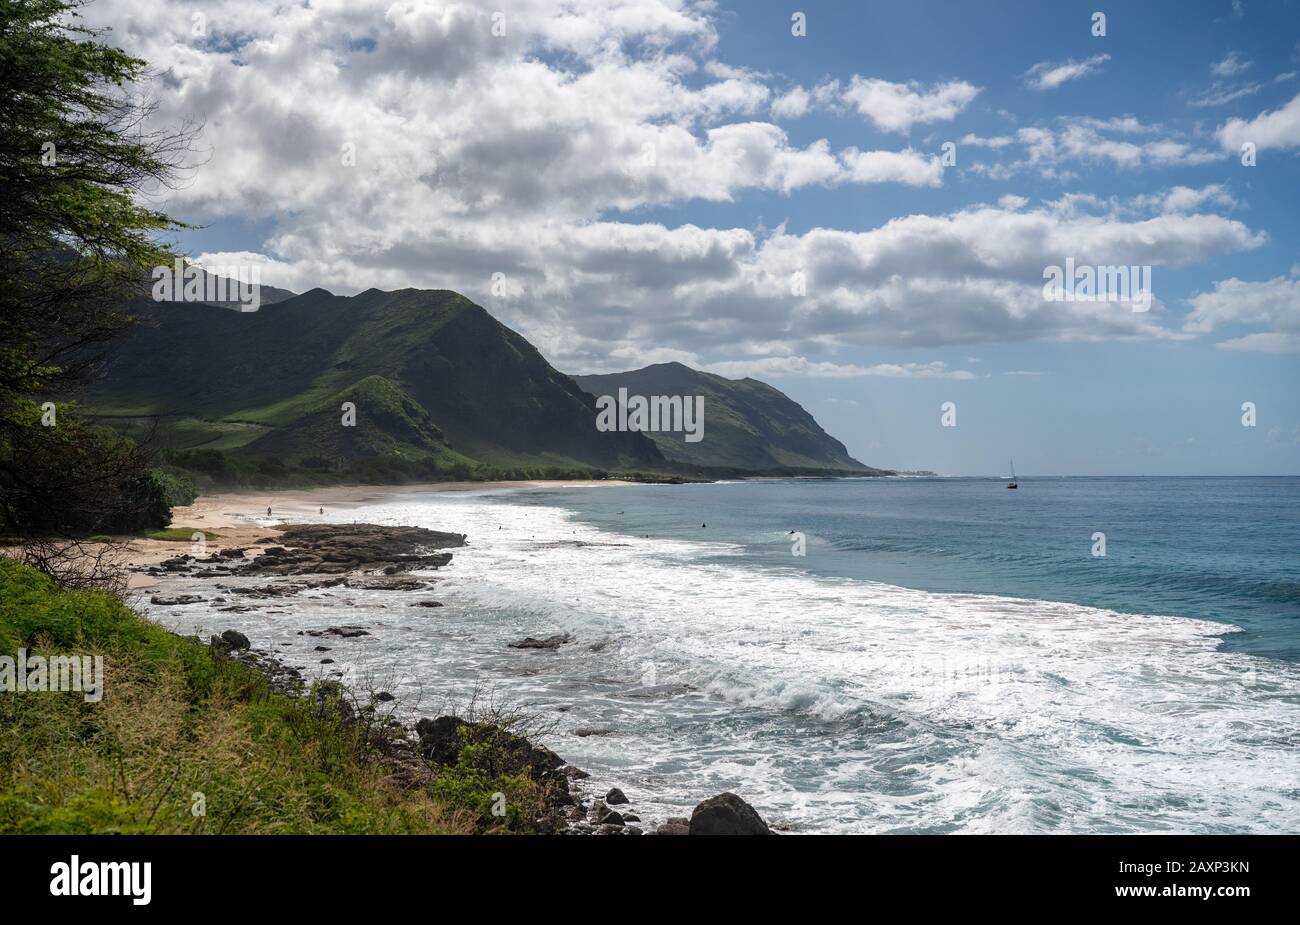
[770,81,840,119]
[842,77,980,133]
[1023,54,1111,90]
[1133,184,1238,214]
[1185,274,1300,352]
[1217,90,1300,150]
[87,0,1275,374]
[1018,122,1222,171]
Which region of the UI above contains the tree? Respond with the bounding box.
[0,0,195,578]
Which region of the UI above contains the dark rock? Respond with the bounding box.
[605,787,629,805]
[314,646,331,652]
[305,626,371,638]
[656,821,690,836]
[345,574,428,591]
[374,691,396,702]
[414,714,567,805]
[320,658,334,664]
[234,524,464,577]
[151,594,204,605]
[688,792,773,836]
[573,728,614,737]
[219,629,251,651]
[409,600,444,608]
[622,813,640,823]
[415,716,471,765]
[561,765,590,780]
[508,633,573,650]
[218,548,247,558]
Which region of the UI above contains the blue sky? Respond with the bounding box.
[107,0,1300,475]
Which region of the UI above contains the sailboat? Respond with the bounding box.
[1007,460,1018,490]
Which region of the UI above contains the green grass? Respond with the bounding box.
[141,528,220,541]
[0,559,555,834]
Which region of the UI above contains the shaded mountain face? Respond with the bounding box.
[92,287,663,470]
[574,363,884,474]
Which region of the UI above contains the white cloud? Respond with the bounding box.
[1185,275,1300,351]
[771,86,811,119]
[704,358,978,380]
[1019,123,1222,171]
[961,133,1014,149]
[1191,81,1263,107]
[1217,90,1300,150]
[839,148,944,187]
[1023,54,1111,90]
[87,0,1274,373]
[842,77,980,133]
[1212,52,1253,77]
[770,80,841,120]
[1133,184,1238,214]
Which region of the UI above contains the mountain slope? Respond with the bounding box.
[91,287,664,471]
[573,363,886,474]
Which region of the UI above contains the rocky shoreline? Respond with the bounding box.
[135,521,775,835]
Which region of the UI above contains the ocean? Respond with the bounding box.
[141,477,1300,833]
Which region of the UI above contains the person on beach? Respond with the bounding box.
[267,506,271,517]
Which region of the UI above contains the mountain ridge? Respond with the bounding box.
[574,362,885,475]
[88,283,886,480]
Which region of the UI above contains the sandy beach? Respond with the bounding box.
[122,479,632,586]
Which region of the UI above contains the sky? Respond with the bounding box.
[89,0,1300,475]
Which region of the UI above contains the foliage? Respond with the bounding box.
[0,0,197,566]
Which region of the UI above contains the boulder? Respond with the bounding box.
[219,629,251,651]
[688,792,773,836]
[508,633,573,650]
[151,594,204,606]
[605,787,629,805]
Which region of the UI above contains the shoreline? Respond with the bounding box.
[120,479,634,586]
[121,513,771,834]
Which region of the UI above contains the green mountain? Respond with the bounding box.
[87,283,883,480]
[90,287,664,473]
[573,363,886,474]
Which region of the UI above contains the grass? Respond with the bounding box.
[0,558,557,834]
[141,528,220,541]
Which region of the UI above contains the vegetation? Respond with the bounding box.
[0,558,558,833]
[574,362,887,473]
[0,0,194,569]
[87,286,670,479]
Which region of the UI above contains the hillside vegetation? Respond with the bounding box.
[0,558,556,833]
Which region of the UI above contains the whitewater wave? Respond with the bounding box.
[143,489,1300,834]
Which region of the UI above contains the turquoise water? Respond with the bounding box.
[514,476,1300,660]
